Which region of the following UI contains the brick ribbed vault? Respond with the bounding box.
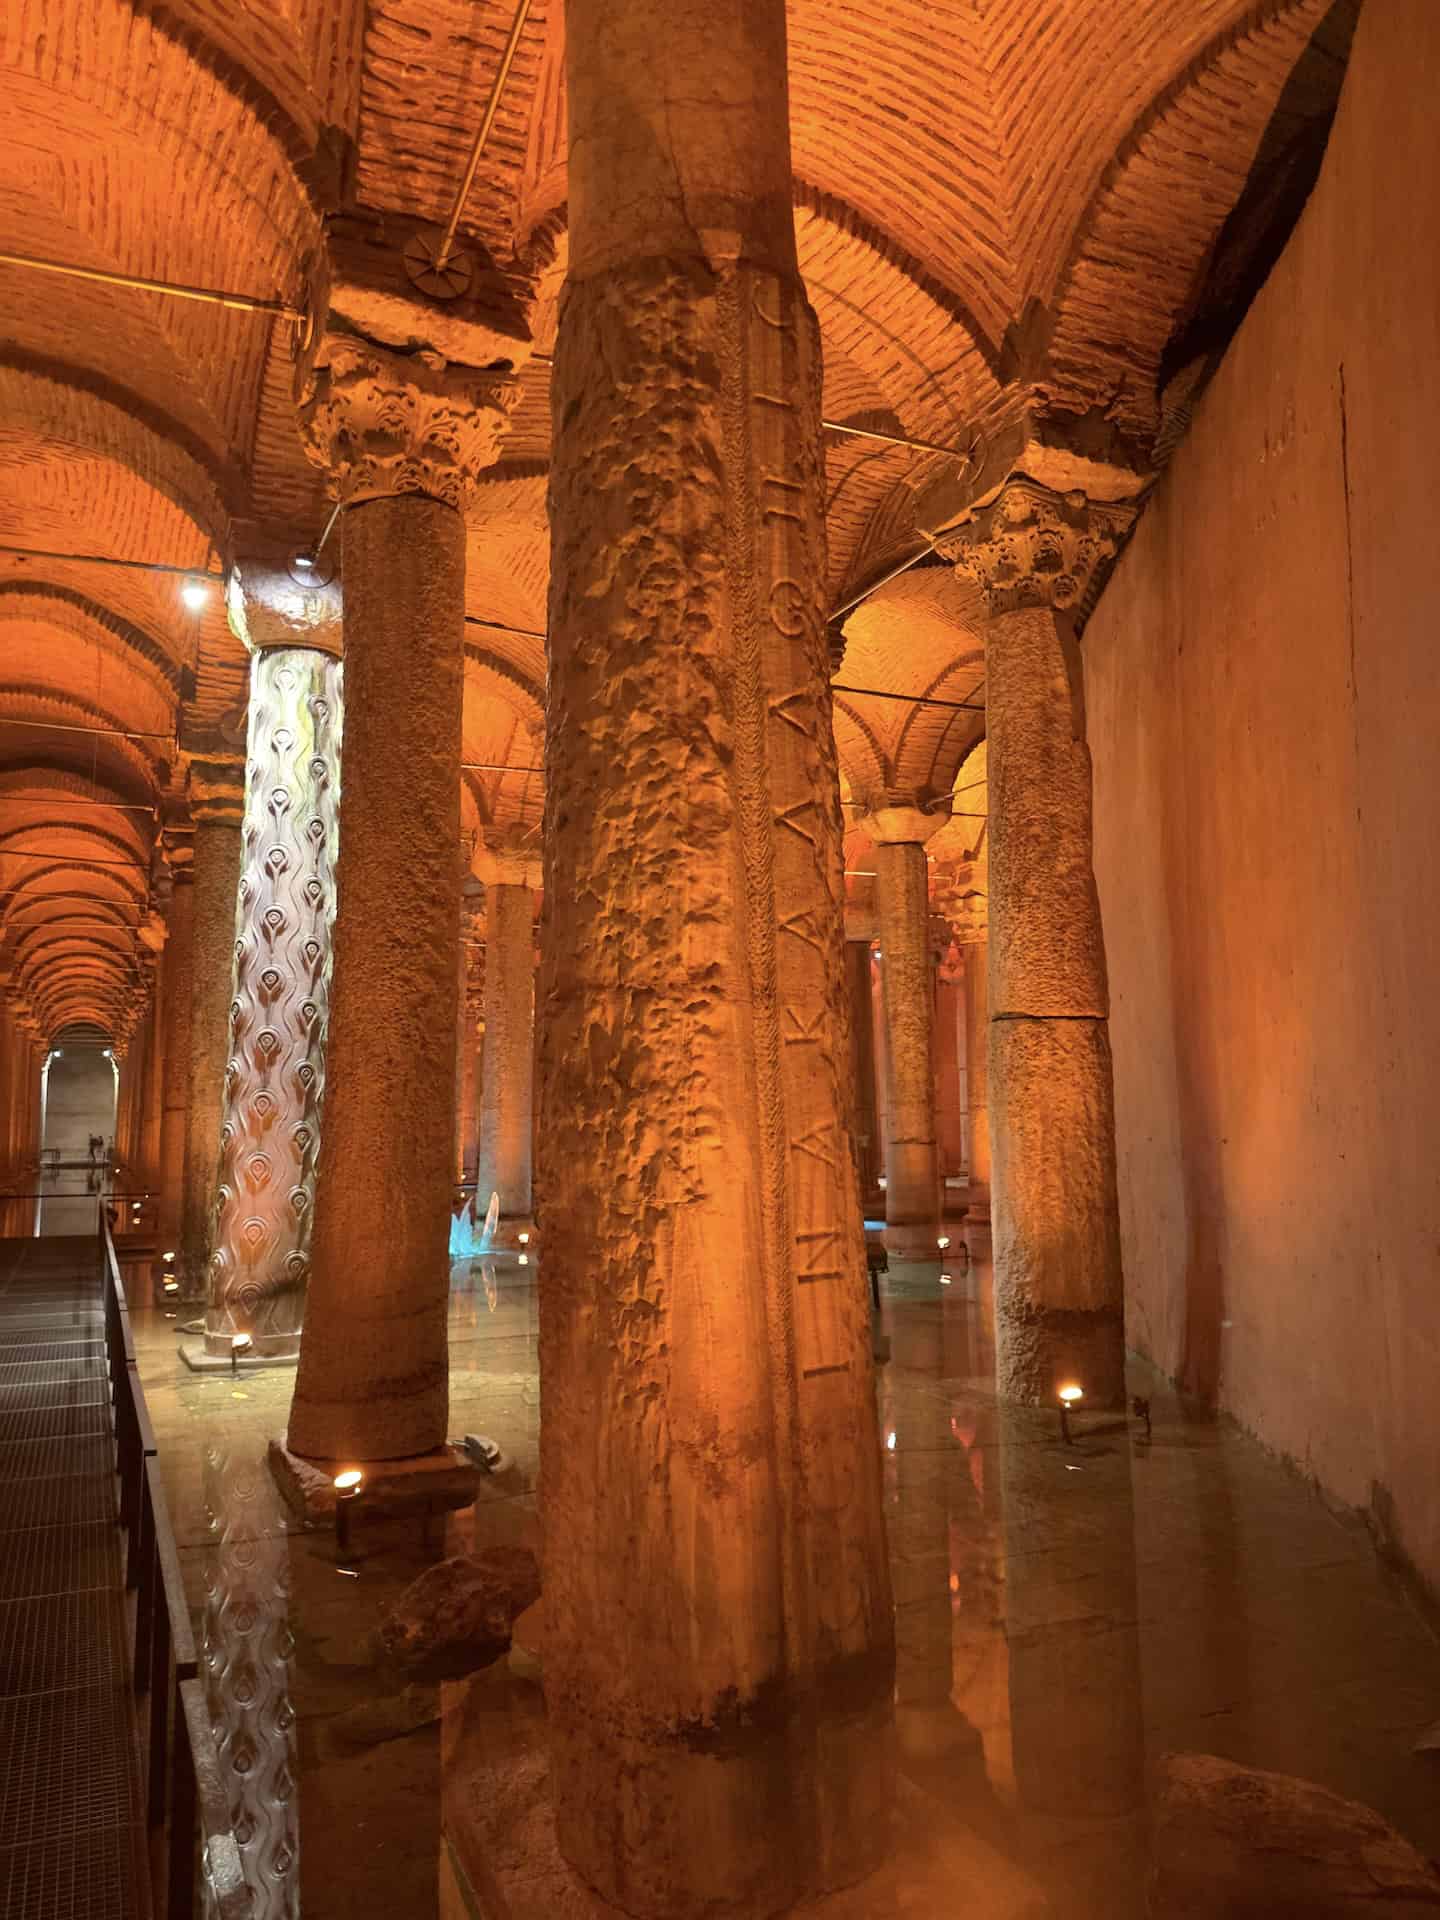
[0,0,1351,1044]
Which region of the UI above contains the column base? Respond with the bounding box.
[445,1672,1042,1920]
[995,1302,1126,1409]
[266,1434,480,1526]
[178,1338,299,1374]
[883,1220,943,1260]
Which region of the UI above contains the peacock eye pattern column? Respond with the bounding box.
[203,568,343,1359]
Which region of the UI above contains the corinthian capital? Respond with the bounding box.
[298,339,519,513]
[939,476,1137,616]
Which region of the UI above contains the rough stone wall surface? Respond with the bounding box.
[1085,0,1440,1590]
[541,34,893,1883]
[475,883,533,1218]
[180,812,243,1298]
[205,647,342,1356]
[290,496,464,1461]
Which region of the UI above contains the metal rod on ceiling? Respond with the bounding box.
[0,798,156,816]
[0,852,150,868]
[435,0,534,272]
[0,541,221,582]
[465,615,547,642]
[0,717,173,742]
[832,682,984,713]
[829,536,939,623]
[0,249,301,320]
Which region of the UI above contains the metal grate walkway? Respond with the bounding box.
[0,1236,146,1918]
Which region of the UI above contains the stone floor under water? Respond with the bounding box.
[126,1254,1440,1919]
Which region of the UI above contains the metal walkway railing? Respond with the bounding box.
[0,1225,248,1918]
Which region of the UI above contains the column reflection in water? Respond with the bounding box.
[885,1260,985,1771]
[203,1440,299,1918]
[999,1399,1144,1820]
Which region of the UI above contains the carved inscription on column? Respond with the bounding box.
[541,248,893,1910]
[720,257,891,1666]
[205,649,342,1355]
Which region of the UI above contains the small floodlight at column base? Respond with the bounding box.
[230,1331,252,1375]
[1058,1382,1083,1445]
[293,552,315,571]
[517,1230,530,1245]
[181,579,210,611]
[333,1469,363,1495]
[937,1235,950,1251]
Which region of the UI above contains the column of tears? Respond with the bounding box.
[200,564,343,1361]
[539,0,895,1912]
[944,478,1135,1405]
[287,323,516,1464]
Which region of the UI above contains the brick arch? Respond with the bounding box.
[0,584,183,695]
[1044,0,1330,441]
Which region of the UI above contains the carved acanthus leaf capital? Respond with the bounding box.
[938,476,1137,616]
[298,339,520,512]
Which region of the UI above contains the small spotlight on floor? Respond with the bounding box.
[293,552,315,571]
[230,1331,252,1376]
[181,578,210,611]
[334,1469,364,1558]
[1059,1383,1083,1445]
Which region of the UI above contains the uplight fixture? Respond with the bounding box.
[230,1331,252,1376]
[181,579,210,611]
[1058,1383,1083,1445]
[517,1230,530,1245]
[334,1469,364,1558]
[937,1235,950,1252]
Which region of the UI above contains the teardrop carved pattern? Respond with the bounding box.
[201,1442,299,1918]
[205,648,343,1354]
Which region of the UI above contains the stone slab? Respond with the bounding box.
[1150,1752,1440,1917]
[267,1434,480,1526]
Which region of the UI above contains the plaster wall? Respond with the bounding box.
[1084,1,1440,1590]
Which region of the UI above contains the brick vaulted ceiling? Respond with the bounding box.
[0,0,1351,1038]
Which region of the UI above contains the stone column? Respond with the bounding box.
[844,937,880,1198]
[945,478,1135,1407]
[179,762,245,1299]
[454,892,483,1184]
[289,337,516,1461]
[157,851,194,1251]
[934,951,965,1179]
[964,936,991,1224]
[541,0,894,1909]
[866,804,943,1256]
[474,852,537,1223]
[139,988,164,1187]
[200,567,343,1361]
